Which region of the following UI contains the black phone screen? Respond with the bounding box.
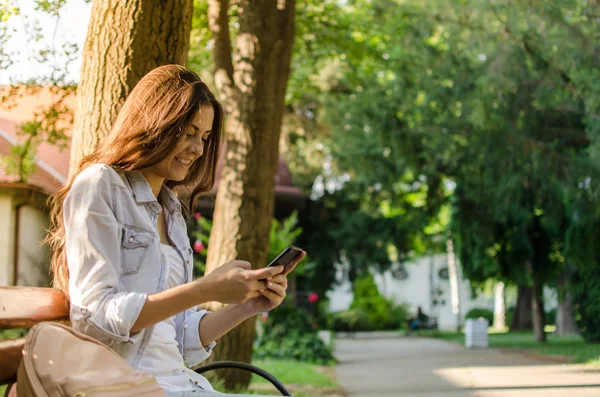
[267,246,303,271]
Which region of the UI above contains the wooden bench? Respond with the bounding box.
[0,286,291,396]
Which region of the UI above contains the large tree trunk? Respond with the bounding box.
[204,0,296,391]
[493,281,506,331]
[69,0,193,172]
[510,286,533,331]
[555,270,578,335]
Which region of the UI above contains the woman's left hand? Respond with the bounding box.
[243,274,288,315]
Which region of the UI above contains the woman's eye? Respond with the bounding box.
[186,132,195,138]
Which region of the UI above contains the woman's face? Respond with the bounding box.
[148,104,215,182]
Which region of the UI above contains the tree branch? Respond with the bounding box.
[208,0,235,98]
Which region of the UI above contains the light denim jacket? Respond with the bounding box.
[64,163,215,369]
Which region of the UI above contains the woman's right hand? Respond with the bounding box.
[199,261,284,304]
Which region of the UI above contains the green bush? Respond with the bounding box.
[330,309,373,332]
[385,303,410,330]
[328,274,410,331]
[465,308,494,326]
[505,306,515,327]
[350,274,397,329]
[254,306,335,364]
[572,265,600,342]
[545,307,557,326]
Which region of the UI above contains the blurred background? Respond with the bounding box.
[1,1,599,396]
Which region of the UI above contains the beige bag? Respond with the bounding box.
[16,322,167,397]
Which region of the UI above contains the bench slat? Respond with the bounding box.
[0,338,24,384]
[0,287,69,329]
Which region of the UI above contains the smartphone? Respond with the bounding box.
[267,246,304,274]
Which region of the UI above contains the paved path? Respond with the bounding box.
[334,337,600,397]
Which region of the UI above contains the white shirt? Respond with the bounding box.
[137,243,213,392]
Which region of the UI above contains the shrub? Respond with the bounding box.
[385,303,411,330]
[505,306,515,327]
[545,307,557,326]
[330,309,372,332]
[254,306,335,364]
[465,308,494,326]
[350,274,393,329]
[572,265,600,342]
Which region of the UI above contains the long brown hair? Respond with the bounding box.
[46,64,224,295]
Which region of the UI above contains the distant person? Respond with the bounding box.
[407,306,429,332]
[46,64,306,396]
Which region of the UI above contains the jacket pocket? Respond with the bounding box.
[120,225,153,275]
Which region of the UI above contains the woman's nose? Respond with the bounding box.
[190,136,204,157]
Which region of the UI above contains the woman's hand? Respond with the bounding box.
[199,260,283,304]
[243,250,307,315]
[242,274,288,315]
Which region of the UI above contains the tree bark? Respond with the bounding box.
[69,0,193,172]
[204,0,296,391]
[529,262,547,343]
[510,286,533,331]
[493,281,506,331]
[555,270,579,335]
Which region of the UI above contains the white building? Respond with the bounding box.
[327,253,495,331]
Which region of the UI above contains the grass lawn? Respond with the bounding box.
[250,359,338,387]
[411,329,600,365]
[208,359,343,397]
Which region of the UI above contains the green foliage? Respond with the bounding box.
[465,308,494,327]
[350,274,393,329]
[254,306,335,364]
[329,309,372,332]
[0,328,27,340]
[572,265,600,342]
[545,308,557,327]
[250,359,337,387]
[422,330,600,366]
[1,1,77,182]
[268,212,303,263]
[326,274,409,331]
[190,214,211,277]
[191,212,309,277]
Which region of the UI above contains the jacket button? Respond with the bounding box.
[183,323,189,329]
[128,237,134,243]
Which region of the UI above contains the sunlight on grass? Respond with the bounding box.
[208,359,339,396]
[250,359,337,387]
[414,328,600,365]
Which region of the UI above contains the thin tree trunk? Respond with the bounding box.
[69,0,193,172]
[446,239,461,331]
[510,286,533,331]
[555,270,578,335]
[493,281,506,331]
[529,262,546,343]
[204,0,296,391]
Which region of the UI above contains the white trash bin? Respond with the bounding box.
[465,318,489,348]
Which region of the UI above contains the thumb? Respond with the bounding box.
[247,265,284,280]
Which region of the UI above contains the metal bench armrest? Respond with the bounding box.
[194,361,291,396]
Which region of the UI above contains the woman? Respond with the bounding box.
[46,64,305,395]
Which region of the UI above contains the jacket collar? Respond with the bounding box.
[125,171,182,214]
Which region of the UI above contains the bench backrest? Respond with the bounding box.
[0,287,69,385]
